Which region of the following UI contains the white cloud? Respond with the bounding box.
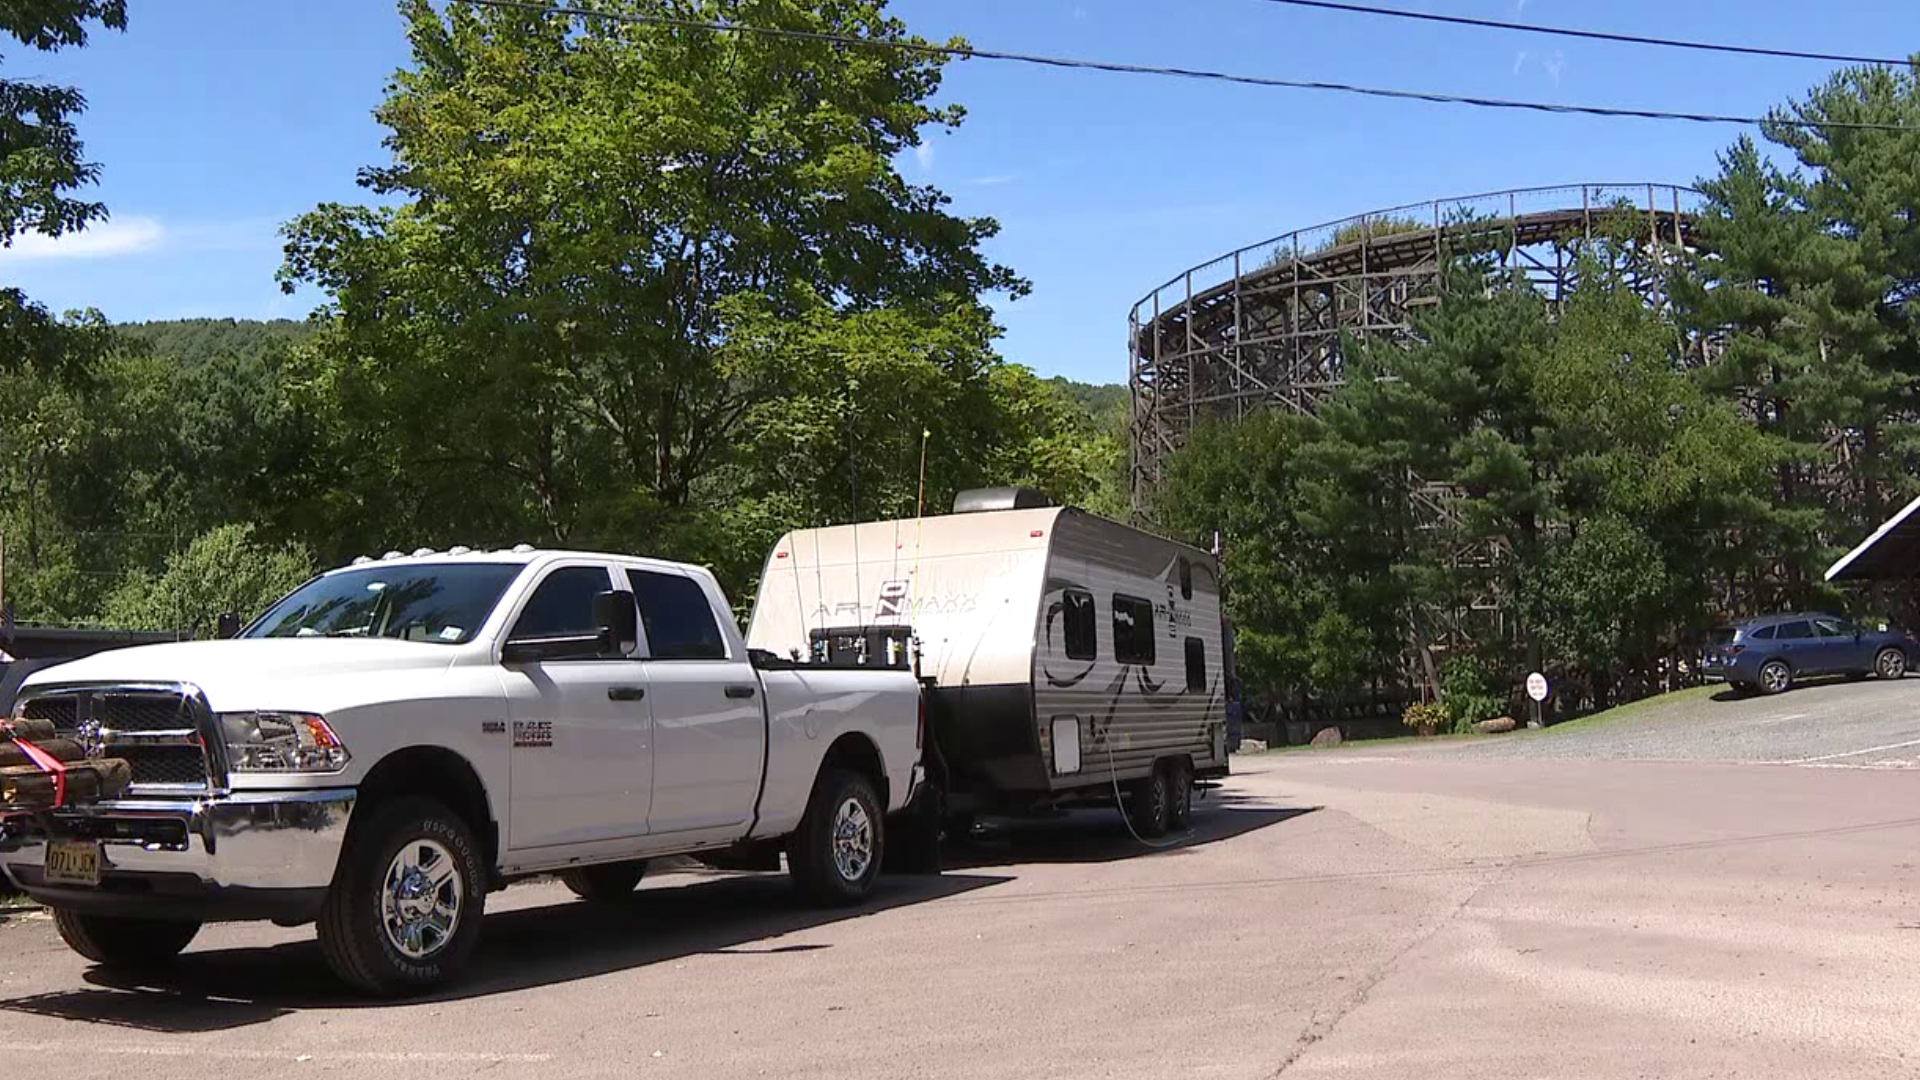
[969,173,1020,187]
[0,216,165,262]
[914,142,936,173]
[1512,50,1529,75]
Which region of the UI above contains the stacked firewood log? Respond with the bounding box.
[0,719,133,810]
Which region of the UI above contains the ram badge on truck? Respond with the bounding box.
[0,548,928,995]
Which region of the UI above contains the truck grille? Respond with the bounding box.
[20,687,216,792]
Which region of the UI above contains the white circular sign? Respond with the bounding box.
[1526,672,1549,702]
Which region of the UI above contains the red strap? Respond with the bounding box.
[9,734,68,809]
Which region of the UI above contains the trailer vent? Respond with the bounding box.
[952,487,1054,514]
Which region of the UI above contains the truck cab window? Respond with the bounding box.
[1060,589,1097,661]
[627,569,728,659]
[1185,636,1206,692]
[1113,594,1156,666]
[511,566,613,639]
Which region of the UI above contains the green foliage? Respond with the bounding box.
[1163,250,1789,709]
[1443,695,1505,735]
[1676,62,1920,582]
[1439,655,1500,701]
[1317,213,1428,253]
[0,1,125,388]
[0,0,126,242]
[264,0,1083,607]
[102,525,314,639]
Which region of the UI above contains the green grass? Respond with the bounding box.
[1520,685,1717,736]
[1249,684,1719,753]
[0,888,35,912]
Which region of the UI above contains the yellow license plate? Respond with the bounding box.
[44,840,101,887]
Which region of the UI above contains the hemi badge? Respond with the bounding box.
[481,720,506,735]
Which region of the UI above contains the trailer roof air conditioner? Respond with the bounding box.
[952,487,1055,514]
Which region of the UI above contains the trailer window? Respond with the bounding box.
[1113,594,1156,666]
[1179,558,1193,600]
[1185,637,1206,692]
[1058,589,1097,661]
[627,569,728,660]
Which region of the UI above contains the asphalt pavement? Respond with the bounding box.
[0,682,1916,1078]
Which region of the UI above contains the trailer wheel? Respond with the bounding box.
[53,909,199,967]
[788,768,885,905]
[1124,768,1171,839]
[560,861,649,902]
[1165,758,1194,830]
[316,797,487,996]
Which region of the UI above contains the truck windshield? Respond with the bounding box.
[243,563,522,644]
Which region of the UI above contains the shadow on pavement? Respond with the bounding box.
[0,869,1007,1032]
[945,798,1317,871]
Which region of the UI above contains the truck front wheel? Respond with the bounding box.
[789,768,884,905]
[317,797,487,996]
[54,909,199,967]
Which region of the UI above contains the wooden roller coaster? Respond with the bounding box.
[1127,183,1701,505]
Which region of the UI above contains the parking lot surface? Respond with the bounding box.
[2,684,1917,1079]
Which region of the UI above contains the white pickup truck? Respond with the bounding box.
[1,547,928,994]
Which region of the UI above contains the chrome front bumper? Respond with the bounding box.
[0,789,354,908]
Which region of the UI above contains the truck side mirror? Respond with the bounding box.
[594,590,638,657]
[216,612,242,639]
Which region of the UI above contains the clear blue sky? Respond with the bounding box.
[3,1,1917,385]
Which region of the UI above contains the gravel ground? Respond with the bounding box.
[1315,674,1920,767]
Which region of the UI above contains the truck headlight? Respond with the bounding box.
[219,712,350,773]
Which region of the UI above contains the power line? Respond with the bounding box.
[1254,0,1913,68]
[465,0,1918,132]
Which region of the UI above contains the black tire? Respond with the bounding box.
[560,861,648,902]
[53,908,199,967]
[883,784,944,876]
[1124,768,1171,839]
[1876,648,1908,680]
[1758,659,1793,696]
[1165,758,1194,830]
[788,767,885,906]
[317,797,487,997]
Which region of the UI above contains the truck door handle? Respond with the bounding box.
[724,684,757,699]
[607,686,647,702]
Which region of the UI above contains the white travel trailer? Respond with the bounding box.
[746,489,1231,837]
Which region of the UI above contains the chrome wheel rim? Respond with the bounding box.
[381,839,462,960]
[1762,663,1790,693]
[1881,652,1906,678]
[831,797,873,882]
